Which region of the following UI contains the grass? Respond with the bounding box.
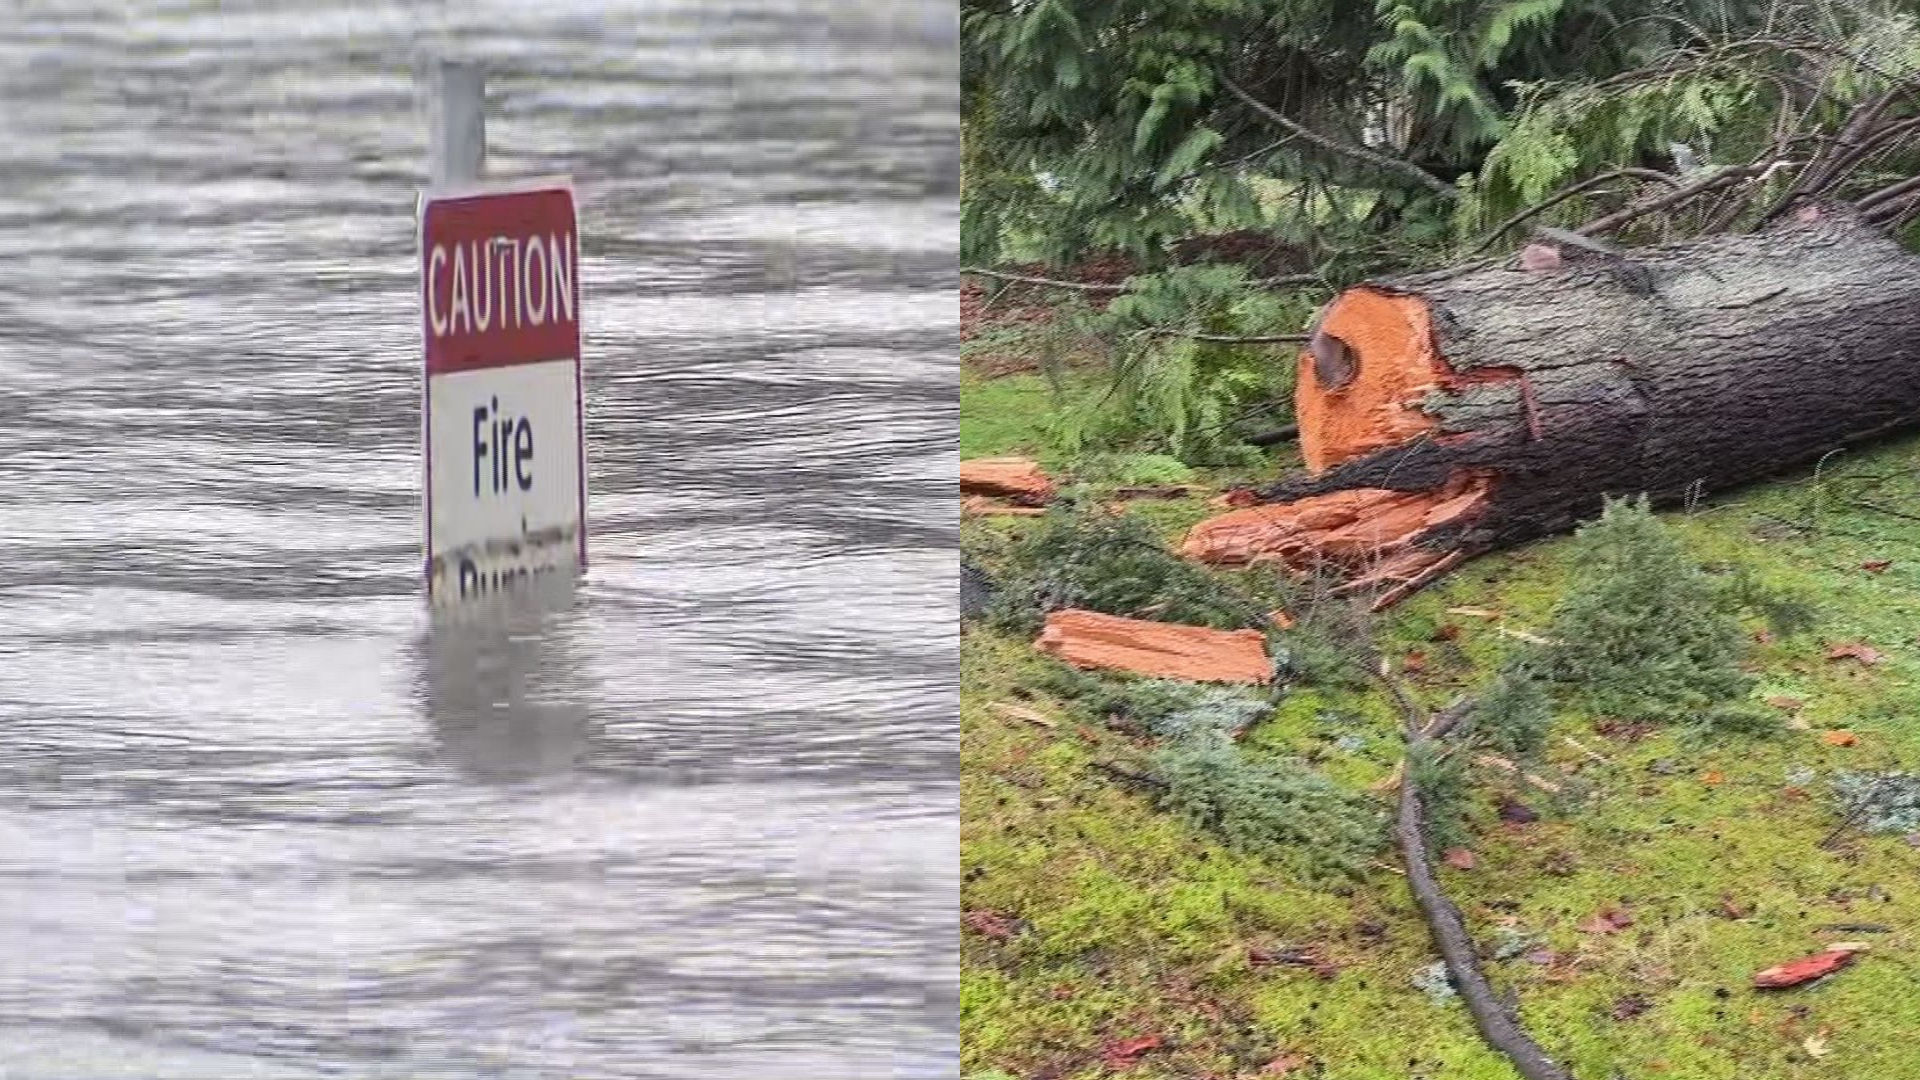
[962,346,1920,1079]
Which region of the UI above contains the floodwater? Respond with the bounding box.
[0,2,958,1077]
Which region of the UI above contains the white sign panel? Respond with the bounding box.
[419,178,586,603]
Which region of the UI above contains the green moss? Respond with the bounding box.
[960,371,1072,464]
[964,354,1920,1079]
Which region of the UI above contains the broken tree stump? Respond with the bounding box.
[1186,206,1920,601]
[1034,609,1272,683]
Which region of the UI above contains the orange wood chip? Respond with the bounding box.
[1034,609,1271,684]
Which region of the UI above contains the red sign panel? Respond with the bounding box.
[420,185,580,374]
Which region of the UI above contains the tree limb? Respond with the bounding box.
[1577,164,1764,236]
[1393,777,1571,1080]
[1374,669,1575,1080]
[960,267,1130,293]
[1142,327,1312,345]
[960,266,1327,293]
[1216,71,1459,199]
[1245,423,1299,447]
[1855,172,1920,213]
[1467,169,1680,255]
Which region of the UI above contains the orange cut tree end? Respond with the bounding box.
[1180,472,1493,573]
[1296,287,1444,473]
[1034,609,1272,684]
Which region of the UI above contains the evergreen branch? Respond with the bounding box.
[1216,71,1459,199]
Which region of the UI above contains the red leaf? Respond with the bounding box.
[1263,1053,1310,1075]
[1100,1035,1163,1069]
[963,910,1017,940]
[1863,559,1892,573]
[1611,993,1653,1020]
[1497,797,1540,824]
[1403,651,1428,674]
[1433,623,1463,642]
[1822,730,1859,747]
[1754,949,1856,989]
[1442,847,1477,870]
[1578,907,1635,934]
[1827,642,1886,665]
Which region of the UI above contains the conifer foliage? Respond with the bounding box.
[1545,495,1749,720]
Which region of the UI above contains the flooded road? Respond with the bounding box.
[0,2,958,1076]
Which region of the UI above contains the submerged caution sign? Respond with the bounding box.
[418,177,586,603]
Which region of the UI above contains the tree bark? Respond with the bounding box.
[1184,205,1920,599]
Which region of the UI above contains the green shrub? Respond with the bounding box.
[1072,677,1275,740]
[985,506,1291,634]
[1075,452,1196,487]
[1465,658,1553,760]
[1545,496,1750,721]
[1152,732,1384,879]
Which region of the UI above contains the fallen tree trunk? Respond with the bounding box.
[1185,206,1920,600]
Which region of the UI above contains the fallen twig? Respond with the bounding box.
[1562,736,1611,765]
[1370,666,1573,1080]
[990,702,1058,728]
[1088,759,1167,792]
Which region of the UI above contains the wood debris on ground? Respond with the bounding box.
[960,456,1056,505]
[1034,609,1272,684]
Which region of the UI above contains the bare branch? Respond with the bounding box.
[961,267,1129,293]
[1762,114,1920,223]
[1468,168,1680,255]
[1856,172,1920,213]
[1373,666,1575,1080]
[1216,71,1459,199]
[1142,327,1311,345]
[960,266,1327,293]
[1245,423,1299,447]
[1578,164,1764,236]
